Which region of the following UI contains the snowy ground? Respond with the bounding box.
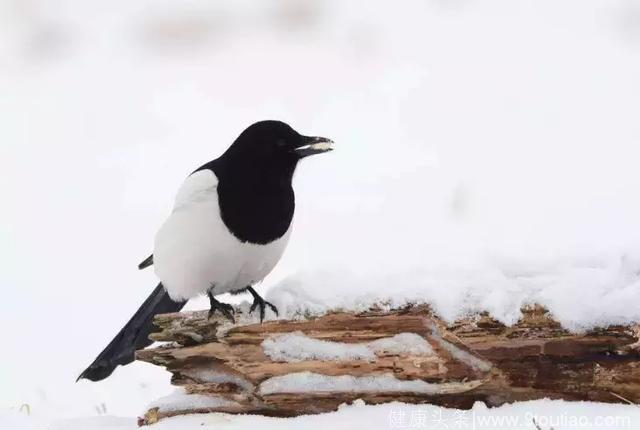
[2,0,640,429]
[4,400,640,430]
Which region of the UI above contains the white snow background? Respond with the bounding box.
[2,0,640,428]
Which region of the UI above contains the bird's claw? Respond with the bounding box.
[208,299,236,324]
[249,296,278,323]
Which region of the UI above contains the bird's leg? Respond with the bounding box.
[247,286,278,322]
[207,289,235,323]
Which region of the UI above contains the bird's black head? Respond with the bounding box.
[204,120,333,245]
[220,120,334,171]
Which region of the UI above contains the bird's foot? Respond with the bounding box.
[207,292,236,323]
[247,286,278,323]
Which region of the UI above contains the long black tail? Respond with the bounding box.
[77,283,186,382]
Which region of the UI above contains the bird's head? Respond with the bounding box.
[221,120,334,172]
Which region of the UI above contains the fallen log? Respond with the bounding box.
[136,304,640,425]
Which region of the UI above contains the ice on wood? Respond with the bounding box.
[367,333,434,356]
[179,369,254,392]
[258,371,475,395]
[146,388,239,413]
[262,331,434,363]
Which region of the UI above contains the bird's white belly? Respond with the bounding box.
[153,181,291,301]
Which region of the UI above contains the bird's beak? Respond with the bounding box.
[294,136,335,158]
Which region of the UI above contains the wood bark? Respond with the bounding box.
[136,304,640,425]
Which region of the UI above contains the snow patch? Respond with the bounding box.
[267,254,640,331]
[262,332,433,362]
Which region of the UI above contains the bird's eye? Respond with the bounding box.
[276,138,287,147]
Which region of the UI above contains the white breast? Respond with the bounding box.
[153,170,292,301]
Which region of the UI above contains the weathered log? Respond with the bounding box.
[136,304,640,425]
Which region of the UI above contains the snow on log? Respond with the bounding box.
[136,304,640,425]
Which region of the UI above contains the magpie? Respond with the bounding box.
[78,120,333,382]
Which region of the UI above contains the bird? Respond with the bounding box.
[77,120,333,382]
